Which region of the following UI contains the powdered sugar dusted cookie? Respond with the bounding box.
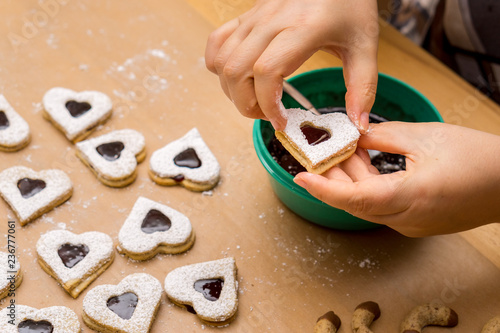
[118,196,195,260]
[149,128,220,191]
[0,305,80,332]
[42,87,112,142]
[0,95,30,151]
[0,251,22,300]
[76,129,146,187]
[36,229,114,298]
[275,108,360,174]
[164,257,238,326]
[83,273,162,333]
[0,166,73,225]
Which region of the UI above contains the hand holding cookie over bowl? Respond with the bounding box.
[294,121,500,236]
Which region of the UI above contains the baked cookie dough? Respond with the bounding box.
[36,229,115,298]
[0,166,73,225]
[275,108,360,174]
[149,128,220,191]
[82,273,162,333]
[164,257,238,326]
[42,87,112,143]
[0,304,80,332]
[0,251,22,300]
[76,129,146,187]
[117,196,195,260]
[0,94,30,151]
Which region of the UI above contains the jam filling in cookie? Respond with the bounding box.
[17,178,46,199]
[58,243,90,268]
[96,141,125,161]
[141,209,172,234]
[194,278,224,301]
[149,128,220,191]
[174,148,202,168]
[65,100,92,118]
[107,292,138,320]
[300,124,331,146]
[117,197,195,260]
[17,320,54,333]
[76,129,145,187]
[0,110,9,129]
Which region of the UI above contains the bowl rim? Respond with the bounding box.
[253,67,443,205]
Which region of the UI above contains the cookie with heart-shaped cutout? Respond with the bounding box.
[117,196,195,260]
[164,257,238,326]
[0,94,30,151]
[82,273,162,333]
[275,108,360,174]
[149,128,220,191]
[76,129,146,187]
[36,229,114,298]
[0,251,22,300]
[42,87,113,143]
[0,305,80,332]
[0,166,73,225]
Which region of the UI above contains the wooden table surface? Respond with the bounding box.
[0,1,499,332]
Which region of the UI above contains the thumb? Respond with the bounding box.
[343,47,378,134]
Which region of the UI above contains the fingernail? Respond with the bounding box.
[359,112,370,133]
[270,117,286,131]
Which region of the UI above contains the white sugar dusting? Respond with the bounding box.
[283,108,360,165]
[36,230,113,284]
[83,273,162,332]
[118,196,193,255]
[0,305,80,332]
[76,129,145,180]
[0,166,73,224]
[149,128,220,184]
[0,95,30,148]
[164,257,238,323]
[42,87,112,141]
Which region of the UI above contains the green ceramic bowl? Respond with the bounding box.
[253,67,443,230]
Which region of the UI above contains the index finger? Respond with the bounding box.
[253,29,319,130]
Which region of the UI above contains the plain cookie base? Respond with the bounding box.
[148,169,219,192]
[37,252,115,298]
[82,298,161,333]
[117,232,195,261]
[168,298,237,327]
[42,109,112,143]
[76,148,146,188]
[0,269,23,300]
[0,134,31,152]
[275,131,358,174]
[4,187,73,226]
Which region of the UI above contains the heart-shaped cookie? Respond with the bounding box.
[0,251,22,300]
[0,305,80,332]
[275,108,360,174]
[0,94,30,151]
[164,257,238,325]
[42,87,112,143]
[76,129,146,187]
[0,166,73,225]
[149,128,220,191]
[36,230,115,298]
[117,196,195,260]
[82,273,162,333]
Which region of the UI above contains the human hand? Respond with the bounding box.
[205,0,379,132]
[293,122,500,236]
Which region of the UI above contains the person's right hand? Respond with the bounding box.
[294,122,500,236]
[205,0,379,132]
